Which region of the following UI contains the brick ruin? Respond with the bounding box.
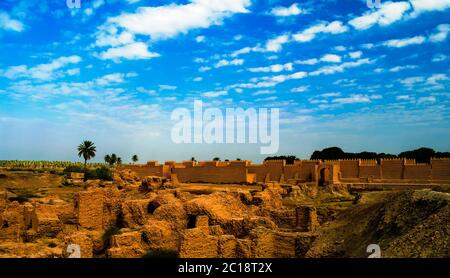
[120,158,450,185]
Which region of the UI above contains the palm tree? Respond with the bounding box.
[109,153,117,166]
[77,141,96,168]
[213,157,220,161]
[117,157,122,165]
[132,155,138,164]
[104,154,111,164]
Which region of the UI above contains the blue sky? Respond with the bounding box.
[0,0,449,163]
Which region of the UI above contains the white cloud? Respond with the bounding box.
[293,21,348,43]
[199,66,211,72]
[396,95,412,101]
[290,86,309,93]
[429,24,450,42]
[349,51,362,59]
[334,45,347,51]
[265,34,290,52]
[417,96,436,104]
[382,35,426,48]
[389,65,418,72]
[96,73,127,86]
[99,42,160,60]
[348,1,411,30]
[248,62,293,73]
[193,77,203,82]
[432,54,448,62]
[410,0,450,16]
[426,73,449,85]
[203,90,228,97]
[214,58,244,68]
[321,92,341,98]
[95,0,250,60]
[102,0,250,40]
[400,76,425,86]
[332,94,380,104]
[0,11,25,32]
[309,58,373,76]
[195,35,206,43]
[295,58,319,65]
[270,3,304,17]
[320,54,341,63]
[1,56,82,80]
[159,84,177,90]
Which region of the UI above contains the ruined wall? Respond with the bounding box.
[74,189,104,230]
[431,159,450,180]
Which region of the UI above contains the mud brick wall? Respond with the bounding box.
[298,162,317,181]
[247,165,268,182]
[74,189,104,230]
[381,159,404,179]
[359,165,382,178]
[179,227,219,258]
[283,165,302,180]
[263,160,285,182]
[173,166,249,183]
[431,159,450,180]
[404,164,432,180]
[339,160,360,179]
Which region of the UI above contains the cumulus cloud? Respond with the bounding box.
[270,3,304,17]
[202,90,228,97]
[332,94,381,104]
[348,1,411,30]
[429,24,450,42]
[98,42,160,60]
[95,0,250,60]
[248,62,293,73]
[214,58,244,68]
[382,35,426,48]
[409,0,450,16]
[265,34,290,52]
[0,11,25,32]
[293,21,348,42]
[320,54,341,63]
[1,56,81,80]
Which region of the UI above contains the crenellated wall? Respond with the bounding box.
[121,158,450,184]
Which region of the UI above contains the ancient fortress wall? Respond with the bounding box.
[339,160,359,179]
[432,159,450,180]
[172,165,250,183]
[121,158,450,184]
[381,159,404,179]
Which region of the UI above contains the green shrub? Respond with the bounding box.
[63,165,112,181]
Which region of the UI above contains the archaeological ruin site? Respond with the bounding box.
[1,157,449,258]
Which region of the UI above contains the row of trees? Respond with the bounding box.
[77,141,450,167]
[77,140,139,167]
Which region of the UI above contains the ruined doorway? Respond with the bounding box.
[319,168,328,187]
